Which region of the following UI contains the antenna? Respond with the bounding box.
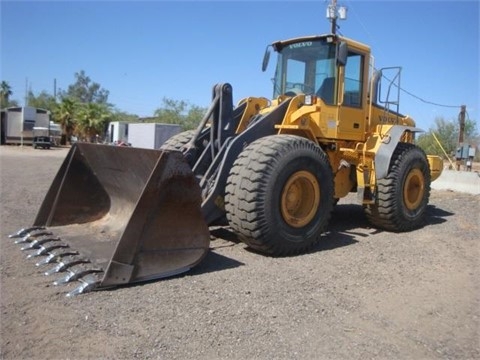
[326,0,348,35]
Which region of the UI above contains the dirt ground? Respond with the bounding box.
[0,145,479,360]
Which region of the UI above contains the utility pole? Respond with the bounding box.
[456,105,467,170]
[330,0,338,34]
[326,0,347,35]
[458,104,466,144]
[24,77,28,106]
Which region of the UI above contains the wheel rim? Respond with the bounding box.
[281,170,320,228]
[403,168,425,210]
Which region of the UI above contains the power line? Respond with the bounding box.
[396,84,461,109]
[380,73,462,109]
[345,0,464,110]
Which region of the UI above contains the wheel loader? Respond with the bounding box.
[9,34,443,296]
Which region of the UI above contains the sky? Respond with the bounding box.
[1,0,479,131]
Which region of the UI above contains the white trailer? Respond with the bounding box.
[128,123,181,149]
[49,121,62,146]
[106,121,129,145]
[1,106,50,145]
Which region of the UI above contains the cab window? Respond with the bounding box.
[343,52,363,107]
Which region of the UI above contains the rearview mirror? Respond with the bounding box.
[262,45,272,72]
[337,41,348,66]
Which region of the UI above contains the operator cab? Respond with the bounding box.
[263,34,368,108]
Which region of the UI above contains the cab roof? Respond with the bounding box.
[272,34,370,54]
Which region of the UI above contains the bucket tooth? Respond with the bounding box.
[20,236,60,251]
[15,230,53,245]
[14,237,29,245]
[9,226,46,239]
[35,249,79,266]
[26,243,69,259]
[53,264,103,286]
[44,256,90,276]
[53,270,76,285]
[66,274,101,298]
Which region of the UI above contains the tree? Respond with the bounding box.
[1,81,13,108]
[416,116,479,160]
[26,90,57,112]
[76,103,111,142]
[53,71,112,143]
[184,104,208,130]
[154,98,188,123]
[110,109,139,123]
[54,97,78,144]
[60,70,109,104]
[153,98,206,130]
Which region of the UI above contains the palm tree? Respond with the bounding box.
[54,98,78,144]
[76,103,110,142]
[0,81,13,109]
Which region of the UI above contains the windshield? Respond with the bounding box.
[273,40,337,104]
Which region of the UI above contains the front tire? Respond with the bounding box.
[364,143,431,231]
[159,130,196,151]
[225,135,334,256]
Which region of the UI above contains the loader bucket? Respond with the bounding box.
[10,143,210,296]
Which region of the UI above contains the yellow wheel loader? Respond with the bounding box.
[9,34,443,296]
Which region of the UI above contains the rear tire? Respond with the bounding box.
[364,143,431,231]
[159,130,196,151]
[225,135,334,256]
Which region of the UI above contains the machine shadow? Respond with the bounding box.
[310,204,367,253]
[424,204,454,225]
[209,204,367,257]
[106,251,245,293]
[309,201,454,253]
[114,202,455,292]
[188,251,245,275]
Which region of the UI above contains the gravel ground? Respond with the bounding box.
[1,145,479,360]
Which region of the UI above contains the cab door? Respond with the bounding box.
[336,51,368,141]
